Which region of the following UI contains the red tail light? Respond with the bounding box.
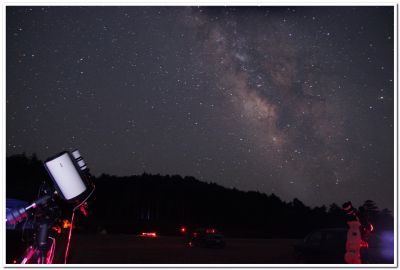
[141,232,157,237]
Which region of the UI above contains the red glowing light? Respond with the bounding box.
[21,247,36,264]
[141,232,157,237]
[193,232,198,237]
[64,212,75,264]
[63,219,72,229]
[360,240,369,248]
[180,227,187,233]
[206,228,216,234]
[52,226,62,234]
[12,260,17,264]
[46,238,56,264]
[370,223,374,232]
[79,203,88,216]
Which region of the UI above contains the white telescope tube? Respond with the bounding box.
[45,152,87,200]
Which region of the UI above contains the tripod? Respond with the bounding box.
[19,223,56,264]
[7,191,59,264]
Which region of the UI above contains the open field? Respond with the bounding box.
[67,235,300,264]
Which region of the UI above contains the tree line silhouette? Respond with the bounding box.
[6,153,394,238]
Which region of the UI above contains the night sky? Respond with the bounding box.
[6,6,394,210]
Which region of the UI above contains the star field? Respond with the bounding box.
[6,6,394,209]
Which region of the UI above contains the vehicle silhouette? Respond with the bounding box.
[186,228,226,248]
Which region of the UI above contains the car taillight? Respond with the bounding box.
[141,232,157,237]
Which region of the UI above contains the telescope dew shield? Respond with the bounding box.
[44,152,87,201]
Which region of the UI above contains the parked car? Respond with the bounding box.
[293,228,394,264]
[294,228,347,263]
[186,228,226,248]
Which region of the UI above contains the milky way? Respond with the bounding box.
[6,6,394,209]
[179,7,394,208]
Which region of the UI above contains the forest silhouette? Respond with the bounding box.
[6,153,393,238]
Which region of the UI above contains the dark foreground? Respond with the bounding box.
[68,235,299,264]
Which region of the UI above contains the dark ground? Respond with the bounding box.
[67,235,299,264]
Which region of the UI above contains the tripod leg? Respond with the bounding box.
[37,223,49,264]
[20,246,38,264]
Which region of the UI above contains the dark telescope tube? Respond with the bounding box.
[6,194,51,225]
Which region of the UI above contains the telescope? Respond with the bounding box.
[6,149,94,264]
[44,150,93,203]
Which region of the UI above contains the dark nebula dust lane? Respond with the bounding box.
[6,6,394,209]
